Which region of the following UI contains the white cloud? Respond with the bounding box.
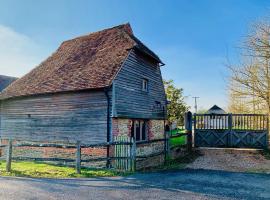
[0,25,44,77]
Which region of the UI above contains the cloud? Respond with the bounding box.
[0,25,44,77]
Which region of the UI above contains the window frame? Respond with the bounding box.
[131,120,148,142]
[142,78,149,92]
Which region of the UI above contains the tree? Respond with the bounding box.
[228,79,253,113]
[197,109,208,114]
[163,79,189,126]
[228,20,270,114]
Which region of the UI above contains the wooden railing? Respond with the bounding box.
[194,113,268,130]
[0,132,189,173]
[0,139,135,173]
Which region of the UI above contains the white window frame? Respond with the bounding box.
[132,120,148,142]
[142,79,149,92]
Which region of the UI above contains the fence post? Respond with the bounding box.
[6,139,13,172]
[130,137,136,172]
[76,141,81,174]
[267,114,269,149]
[185,111,193,152]
[165,131,170,161]
[228,113,233,147]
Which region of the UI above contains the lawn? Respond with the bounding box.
[0,161,128,178]
[169,128,186,147]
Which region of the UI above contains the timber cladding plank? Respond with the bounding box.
[113,50,166,119]
[0,91,108,144]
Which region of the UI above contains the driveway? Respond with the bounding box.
[187,148,270,173]
[0,169,270,200]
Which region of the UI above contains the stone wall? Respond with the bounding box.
[0,118,166,170]
[112,118,132,137]
[112,118,165,169]
[112,118,164,139]
[148,120,165,140]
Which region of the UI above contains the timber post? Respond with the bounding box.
[6,139,13,172]
[76,141,81,174]
[130,137,136,172]
[185,111,193,152]
[267,114,269,149]
[164,131,170,162]
[228,113,233,146]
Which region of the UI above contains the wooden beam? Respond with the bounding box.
[185,111,193,152]
[76,141,81,174]
[6,139,12,172]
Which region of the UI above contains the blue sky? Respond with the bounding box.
[0,0,269,111]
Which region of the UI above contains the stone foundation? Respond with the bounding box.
[112,118,164,140]
[112,118,165,169]
[0,118,166,170]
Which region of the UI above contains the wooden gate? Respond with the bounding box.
[113,136,135,171]
[194,114,268,149]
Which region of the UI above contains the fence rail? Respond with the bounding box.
[194,113,269,149]
[194,113,268,130]
[0,132,190,173]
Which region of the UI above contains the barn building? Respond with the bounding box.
[204,105,228,129]
[0,24,167,168]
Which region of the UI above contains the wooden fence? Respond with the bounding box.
[113,136,135,171]
[194,113,268,130]
[194,113,269,148]
[0,132,189,173]
[0,139,135,173]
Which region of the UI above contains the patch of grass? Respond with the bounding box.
[169,129,186,147]
[0,161,130,178]
[245,168,270,174]
[170,129,185,135]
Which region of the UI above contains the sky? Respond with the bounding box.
[0,0,270,112]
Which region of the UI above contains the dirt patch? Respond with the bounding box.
[186,148,270,173]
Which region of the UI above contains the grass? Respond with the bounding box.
[0,161,130,178]
[169,128,186,147]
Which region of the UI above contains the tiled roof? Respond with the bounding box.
[0,23,162,99]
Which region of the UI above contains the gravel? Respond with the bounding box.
[186,148,270,173]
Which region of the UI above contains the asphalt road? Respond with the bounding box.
[0,169,270,200]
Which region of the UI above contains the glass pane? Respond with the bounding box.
[142,79,148,91]
[131,121,134,138]
[135,121,140,141]
[142,121,146,140]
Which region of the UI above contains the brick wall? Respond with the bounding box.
[112,118,132,137]
[148,120,164,140]
[112,118,164,139]
[0,118,166,170]
[112,118,165,169]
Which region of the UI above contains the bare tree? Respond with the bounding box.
[228,21,270,114]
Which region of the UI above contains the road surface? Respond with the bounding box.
[0,169,270,200]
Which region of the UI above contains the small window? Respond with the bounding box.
[142,79,148,92]
[131,120,148,142]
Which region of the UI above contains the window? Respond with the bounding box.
[131,120,148,142]
[142,79,148,92]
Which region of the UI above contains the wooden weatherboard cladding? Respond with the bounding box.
[113,50,166,119]
[0,24,166,145]
[0,91,108,144]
